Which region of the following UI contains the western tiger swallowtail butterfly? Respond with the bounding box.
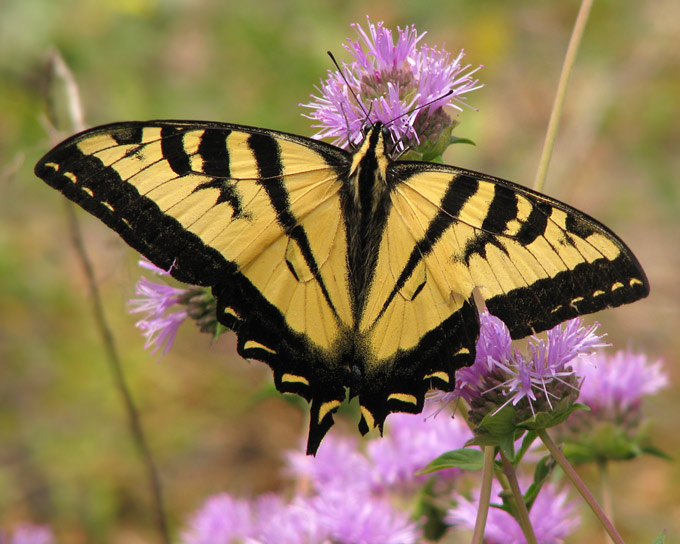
[35,120,648,454]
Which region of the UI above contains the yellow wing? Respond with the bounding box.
[35,121,356,452]
[353,162,648,432]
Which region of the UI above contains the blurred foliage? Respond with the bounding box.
[1,0,679,542]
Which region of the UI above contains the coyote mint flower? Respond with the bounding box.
[301,17,482,159]
[128,260,219,355]
[433,311,606,438]
[560,350,668,463]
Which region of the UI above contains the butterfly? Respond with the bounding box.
[35,119,649,454]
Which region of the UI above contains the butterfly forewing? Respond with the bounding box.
[388,162,649,339]
[36,121,361,448]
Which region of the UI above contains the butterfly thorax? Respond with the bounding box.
[342,124,392,323]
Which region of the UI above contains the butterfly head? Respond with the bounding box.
[350,122,391,181]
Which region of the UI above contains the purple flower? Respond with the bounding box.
[251,495,327,543]
[129,260,190,355]
[308,489,421,544]
[436,312,605,424]
[447,481,580,544]
[284,435,373,493]
[366,399,473,489]
[0,526,54,544]
[181,489,421,544]
[491,319,604,415]
[573,350,668,414]
[301,17,482,157]
[180,494,253,544]
[434,311,512,405]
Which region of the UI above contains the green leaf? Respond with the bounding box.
[651,530,666,543]
[517,396,582,431]
[523,454,555,510]
[418,448,485,474]
[449,135,476,146]
[640,444,673,461]
[514,431,538,464]
[478,404,517,438]
[498,432,516,461]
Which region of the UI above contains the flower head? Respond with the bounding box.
[573,350,667,415]
[0,526,54,544]
[447,481,580,543]
[301,17,482,159]
[437,312,604,420]
[181,494,253,544]
[307,489,421,544]
[284,434,373,493]
[366,399,472,489]
[559,350,668,462]
[180,489,421,544]
[129,259,219,355]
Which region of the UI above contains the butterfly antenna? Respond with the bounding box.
[339,103,357,151]
[327,51,371,144]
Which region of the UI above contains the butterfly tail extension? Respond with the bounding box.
[213,279,349,456]
[357,297,479,437]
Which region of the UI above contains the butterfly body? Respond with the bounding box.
[35,120,648,454]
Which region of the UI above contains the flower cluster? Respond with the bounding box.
[301,16,482,159]
[181,402,472,544]
[448,480,580,544]
[0,525,54,544]
[432,311,606,437]
[559,350,668,463]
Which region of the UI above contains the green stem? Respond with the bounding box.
[533,0,595,192]
[47,50,171,544]
[471,446,496,544]
[500,452,537,544]
[538,429,624,544]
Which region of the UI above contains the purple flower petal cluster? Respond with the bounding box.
[447,480,580,544]
[181,494,252,544]
[284,435,373,494]
[301,17,482,154]
[435,311,605,418]
[0,525,54,544]
[129,259,190,355]
[366,400,472,489]
[572,350,668,414]
[180,401,479,543]
[180,489,420,544]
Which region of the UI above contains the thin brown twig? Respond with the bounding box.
[533,0,595,192]
[46,50,170,544]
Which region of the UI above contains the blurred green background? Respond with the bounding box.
[1,0,679,542]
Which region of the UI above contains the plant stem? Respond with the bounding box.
[538,429,624,544]
[471,446,496,544]
[500,452,537,544]
[47,50,171,544]
[599,460,615,544]
[533,0,594,192]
